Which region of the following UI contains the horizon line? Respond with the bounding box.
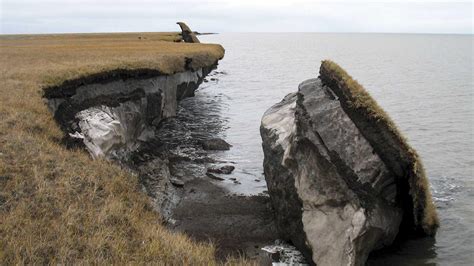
[1,31,473,36]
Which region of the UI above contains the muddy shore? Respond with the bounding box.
[126,72,279,260]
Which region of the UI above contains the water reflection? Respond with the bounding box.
[368,237,437,265]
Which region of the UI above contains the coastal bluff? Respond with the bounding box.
[0,31,225,264]
[43,43,223,160]
[260,60,439,265]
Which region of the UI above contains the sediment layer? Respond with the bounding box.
[44,65,217,159]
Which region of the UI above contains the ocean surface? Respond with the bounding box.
[180,33,473,265]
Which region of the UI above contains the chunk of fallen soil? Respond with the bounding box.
[170,178,184,187]
[207,165,235,174]
[206,172,225,181]
[201,138,232,150]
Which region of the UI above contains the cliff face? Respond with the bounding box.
[261,61,438,265]
[44,65,216,159]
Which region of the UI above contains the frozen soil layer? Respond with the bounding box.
[44,66,216,159]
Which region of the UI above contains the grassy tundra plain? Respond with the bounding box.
[0,32,226,264]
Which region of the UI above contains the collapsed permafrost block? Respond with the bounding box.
[261,60,439,265]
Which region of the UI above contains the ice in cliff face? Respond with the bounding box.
[71,103,153,159]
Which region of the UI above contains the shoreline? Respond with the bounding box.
[1,31,453,265]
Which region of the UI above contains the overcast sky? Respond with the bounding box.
[0,0,472,34]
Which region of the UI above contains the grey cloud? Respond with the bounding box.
[1,1,472,34]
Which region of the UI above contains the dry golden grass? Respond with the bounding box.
[320,60,439,236]
[0,32,230,264]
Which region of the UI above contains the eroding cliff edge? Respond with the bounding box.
[44,65,216,160]
[260,60,439,265]
[43,57,222,216]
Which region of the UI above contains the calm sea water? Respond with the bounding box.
[191,33,473,265]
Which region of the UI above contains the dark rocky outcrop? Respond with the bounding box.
[207,165,235,174]
[206,172,225,181]
[177,22,200,43]
[136,157,179,217]
[260,61,438,265]
[200,138,232,150]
